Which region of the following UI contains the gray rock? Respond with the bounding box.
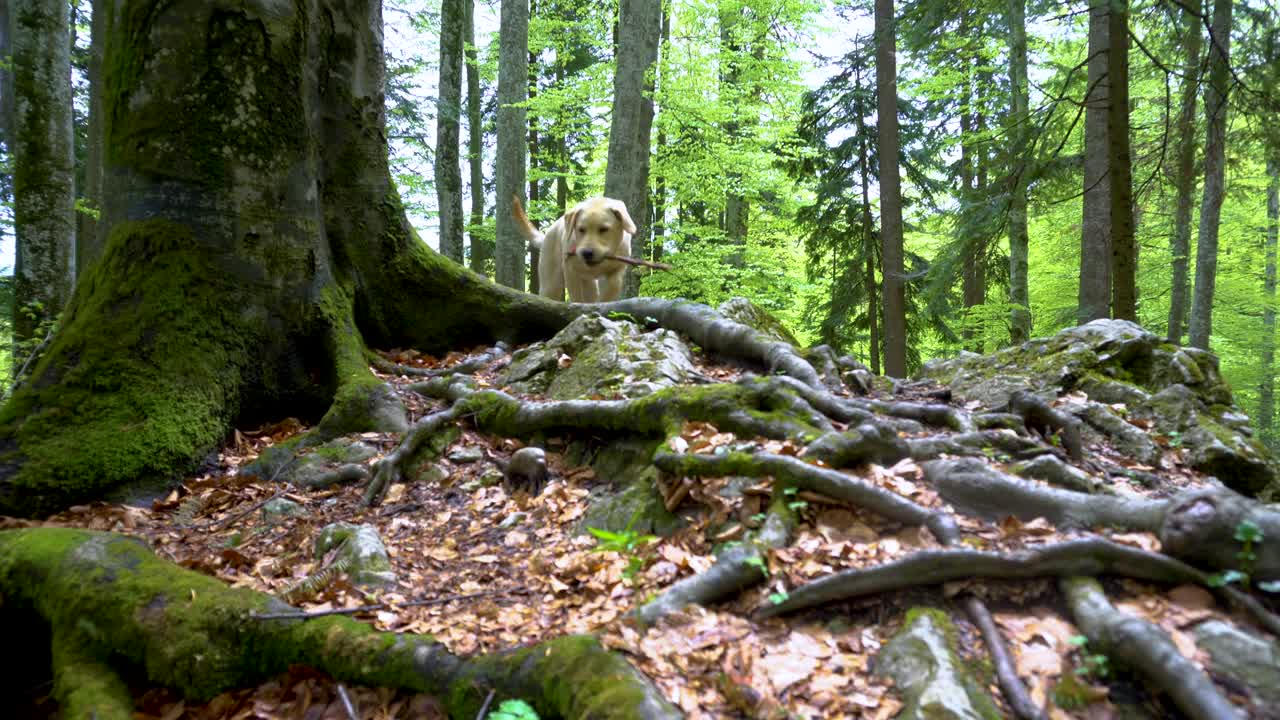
[286,439,379,489]
[314,522,396,587]
[718,296,800,346]
[447,446,485,464]
[502,314,695,400]
[499,511,530,528]
[875,609,1000,720]
[1193,620,1280,712]
[261,498,305,522]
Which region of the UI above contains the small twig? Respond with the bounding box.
[564,252,673,271]
[252,588,518,620]
[336,684,359,720]
[475,689,497,720]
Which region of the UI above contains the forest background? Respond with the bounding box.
[2,0,1278,445]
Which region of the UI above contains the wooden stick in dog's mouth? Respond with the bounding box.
[563,253,673,271]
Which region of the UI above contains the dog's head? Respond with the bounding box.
[564,197,636,267]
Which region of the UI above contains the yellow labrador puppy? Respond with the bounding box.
[512,196,636,302]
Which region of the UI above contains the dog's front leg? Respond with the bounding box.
[598,269,626,302]
[567,271,599,303]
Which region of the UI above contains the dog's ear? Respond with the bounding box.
[563,206,582,237]
[606,199,638,235]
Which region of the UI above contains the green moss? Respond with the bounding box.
[0,221,269,515]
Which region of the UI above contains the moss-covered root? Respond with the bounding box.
[0,528,678,720]
[922,458,1167,531]
[411,375,829,442]
[52,628,134,720]
[756,538,1216,619]
[635,486,797,626]
[1059,577,1243,719]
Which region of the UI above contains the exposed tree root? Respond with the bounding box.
[368,343,511,379]
[1060,576,1242,719]
[961,596,1047,720]
[1008,390,1085,460]
[755,538,1274,626]
[635,489,796,626]
[923,458,1168,531]
[0,528,678,720]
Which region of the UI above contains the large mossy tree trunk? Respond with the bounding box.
[0,0,568,517]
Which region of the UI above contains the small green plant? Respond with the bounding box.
[1208,520,1263,588]
[1165,430,1183,448]
[744,553,768,577]
[783,486,807,512]
[767,589,790,605]
[487,698,540,720]
[588,511,657,581]
[1068,635,1111,678]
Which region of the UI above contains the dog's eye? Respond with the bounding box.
[577,227,585,234]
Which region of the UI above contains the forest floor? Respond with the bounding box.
[6,342,1247,720]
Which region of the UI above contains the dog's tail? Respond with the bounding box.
[511,195,543,251]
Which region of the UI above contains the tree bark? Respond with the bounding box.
[959,61,979,350]
[1188,0,1233,350]
[650,7,670,264]
[436,0,465,264]
[1006,0,1031,343]
[876,0,906,378]
[76,0,106,275]
[10,0,75,347]
[719,7,748,269]
[1107,0,1135,322]
[1167,0,1201,344]
[605,0,661,298]
[0,0,568,517]
[1261,157,1279,445]
[464,0,490,276]
[496,0,529,290]
[1078,0,1111,325]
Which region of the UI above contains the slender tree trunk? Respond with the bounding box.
[10,0,76,347]
[496,0,529,290]
[1007,0,1031,343]
[436,0,465,264]
[1108,0,1135,321]
[650,8,670,264]
[554,61,567,215]
[76,1,105,275]
[464,0,489,276]
[605,0,661,297]
[859,133,881,376]
[1188,0,1232,350]
[959,63,979,350]
[719,8,747,269]
[1167,0,1202,343]
[528,31,540,296]
[875,0,906,377]
[1078,0,1111,324]
[0,0,10,146]
[1260,157,1279,446]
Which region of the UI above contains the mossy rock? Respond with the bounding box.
[503,314,695,400]
[875,607,1002,720]
[717,297,800,347]
[573,438,683,537]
